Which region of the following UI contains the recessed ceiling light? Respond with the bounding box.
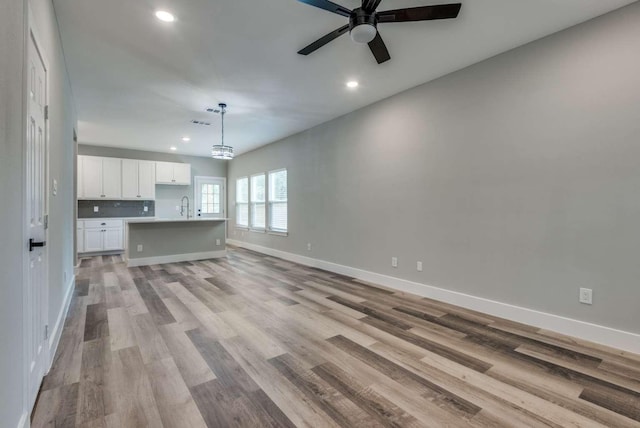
[346,81,359,89]
[155,10,175,22]
[170,146,177,151]
[182,136,190,142]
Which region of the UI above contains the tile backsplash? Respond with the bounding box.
[78,200,155,219]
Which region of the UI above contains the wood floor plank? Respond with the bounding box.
[186,327,261,393]
[107,307,136,351]
[158,323,216,388]
[327,335,481,419]
[84,303,109,342]
[146,357,208,428]
[110,346,164,427]
[269,353,384,428]
[221,336,341,428]
[312,361,423,428]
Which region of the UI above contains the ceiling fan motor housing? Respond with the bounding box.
[349,8,377,43]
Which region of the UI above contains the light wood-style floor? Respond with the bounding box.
[32,247,640,427]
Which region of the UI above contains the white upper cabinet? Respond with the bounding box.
[79,156,121,199]
[138,161,156,198]
[81,156,103,198]
[121,159,138,199]
[102,158,122,198]
[155,161,174,184]
[122,159,156,199]
[156,161,191,185]
[77,155,190,199]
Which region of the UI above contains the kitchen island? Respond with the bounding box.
[125,218,227,267]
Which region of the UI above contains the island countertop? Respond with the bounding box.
[125,217,228,224]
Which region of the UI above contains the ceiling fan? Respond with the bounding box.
[297,0,462,64]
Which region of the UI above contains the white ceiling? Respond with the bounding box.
[54,0,635,157]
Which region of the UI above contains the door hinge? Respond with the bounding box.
[44,214,49,230]
[44,105,49,120]
[44,325,49,340]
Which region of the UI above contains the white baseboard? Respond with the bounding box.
[127,250,227,267]
[47,275,75,372]
[227,239,640,355]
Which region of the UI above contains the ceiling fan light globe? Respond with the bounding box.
[350,24,377,44]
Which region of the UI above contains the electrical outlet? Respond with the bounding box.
[391,257,398,268]
[307,243,312,251]
[417,261,423,272]
[93,206,99,213]
[579,288,593,305]
[52,179,58,196]
[176,205,180,211]
[137,244,143,253]
[216,239,221,246]
[143,206,148,212]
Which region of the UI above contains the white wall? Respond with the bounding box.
[229,3,640,337]
[0,0,77,425]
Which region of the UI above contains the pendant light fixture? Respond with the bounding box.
[211,103,234,160]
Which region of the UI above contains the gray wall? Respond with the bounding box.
[229,3,640,334]
[0,0,78,425]
[128,221,226,259]
[78,145,227,218]
[0,0,28,425]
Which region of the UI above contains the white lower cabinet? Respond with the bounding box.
[77,221,85,253]
[104,228,123,251]
[80,219,124,253]
[84,229,105,252]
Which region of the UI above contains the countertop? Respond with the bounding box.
[125,218,228,224]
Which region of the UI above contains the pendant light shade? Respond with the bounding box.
[211,144,234,160]
[212,103,234,160]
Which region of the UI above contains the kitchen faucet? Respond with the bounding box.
[180,196,190,219]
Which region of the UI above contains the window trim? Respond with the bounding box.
[249,172,266,231]
[267,168,288,234]
[235,176,249,228]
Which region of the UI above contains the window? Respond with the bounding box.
[250,173,266,230]
[236,177,249,227]
[268,169,287,232]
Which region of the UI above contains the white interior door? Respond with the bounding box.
[26,29,49,410]
[194,176,225,218]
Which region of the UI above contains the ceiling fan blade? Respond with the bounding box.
[298,25,350,56]
[362,0,382,13]
[297,0,352,17]
[368,32,390,64]
[377,3,461,23]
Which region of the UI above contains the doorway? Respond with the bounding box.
[194,176,226,219]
